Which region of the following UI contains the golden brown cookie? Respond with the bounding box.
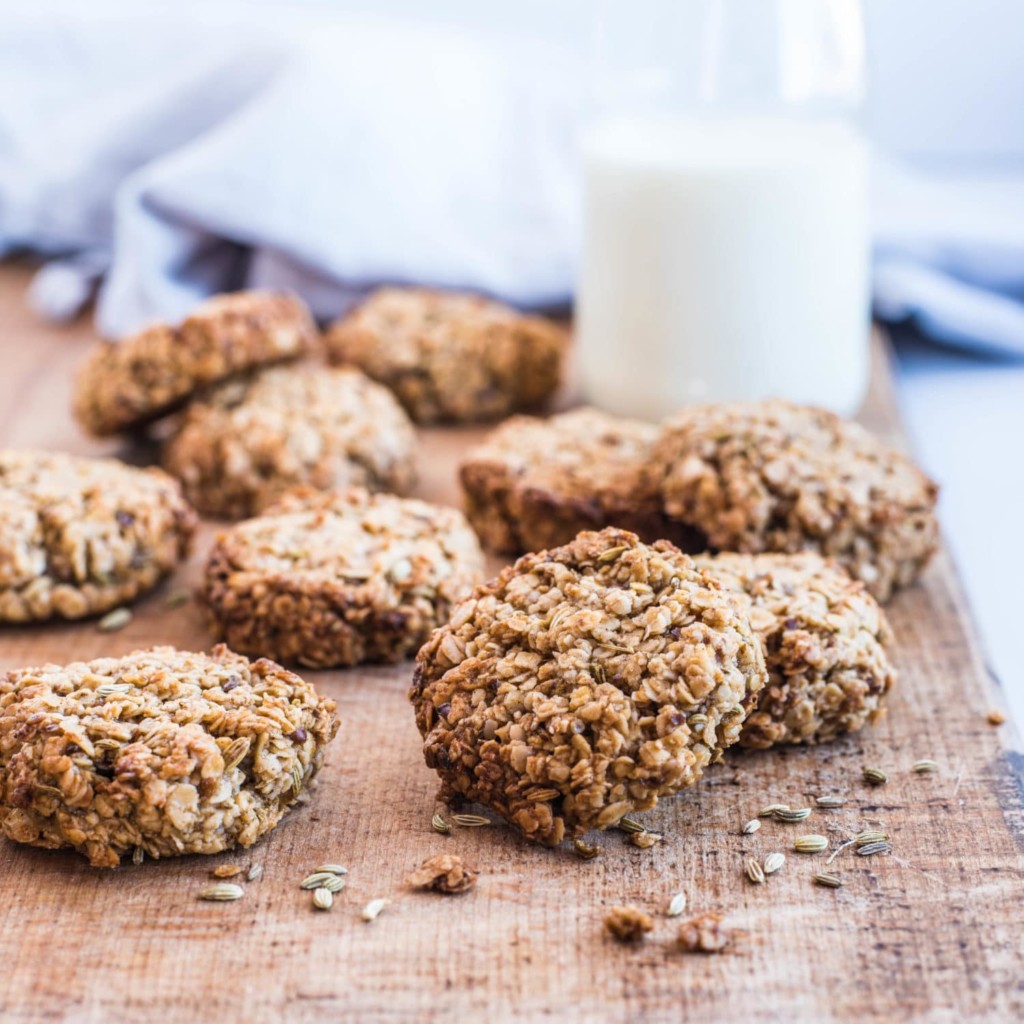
[202,487,485,668]
[410,528,767,846]
[163,364,417,520]
[648,400,939,602]
[695,552,896,748]
[0,450,196,622]
[325,287,566,423]
[459,407,700,554]
[0,645,339,867]
[74,291,316,436]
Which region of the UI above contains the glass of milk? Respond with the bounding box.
[577,0,870,419]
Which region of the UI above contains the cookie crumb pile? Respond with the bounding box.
[411,528,767,845]
[0,645,338,868]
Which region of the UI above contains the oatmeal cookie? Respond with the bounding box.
[694,552,896,748]
[0,450,196,622]
[74,291,317,436]
[163,364,417,520]
[325,287,566,423]
[202,487,485,668]
[648,400,939,602]
[460,407,701,555]
[0,645,338,868]
[410,528,767,846]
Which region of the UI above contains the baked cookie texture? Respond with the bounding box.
[459,407,702,555]
[74,291,317,436]
[648,400,939,602]
[0,450,197,622]
[694,552,896,748]
[325,287,567,423]
[410,528,767,846]
[0,645,339,868]
[202,487,485,668]
[162,364,417,520]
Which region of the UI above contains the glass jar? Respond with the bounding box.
[576,0,869,419]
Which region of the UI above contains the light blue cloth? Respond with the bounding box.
[2,1,1022,358]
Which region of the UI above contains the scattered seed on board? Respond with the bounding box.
[212,865,243,879]
[629,831,663,849]
[814,873,844,889]
[314,864,348,876]
[862,767,888,786]
[451,814,491,827]
[759,803,790,818]
[742,820,761,835]
[198,883,243,902]
[301,872,345,891]
[312,888,334,911]
[794,835,829,854]
[667,892,688,917]
[432,812,452,835]
[247,864,264,882]
[361,898,390,922]
[763,852,786,875]
[617,816,646,834]
[774,807,812,823]
[164,590,190,608]
[857,841,893,857]
[97,607,132,632]
[132,847,144,866]
[987,709,1007,726]
[815,796,845,808]
[912,759,939,774]
[573,838,600,860]
[745,857,766,885]
[855,830,889,846]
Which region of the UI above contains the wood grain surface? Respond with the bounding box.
[0,264,1021,1024]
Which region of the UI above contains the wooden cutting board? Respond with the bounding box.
[0,264,1020,1024]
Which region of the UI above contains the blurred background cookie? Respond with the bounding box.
[459,407,701,555]
[410,527,766,846]
[649,399,940,602]
[202,487,484,668]
[325,287,566,423]
[163,364,417,520]
[0,644,338,868]
[0,450,196,622]
[73,291,316,436]
[695,552,896,748]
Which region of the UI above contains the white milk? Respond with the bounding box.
[576,115,870,419]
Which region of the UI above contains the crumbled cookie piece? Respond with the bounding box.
[604,905,654,943]
[676,912,732,953]
[163,364,417,520]
[74,291,316,435]
[410,528,767,846]
[325,287,566,423]
[405,853,478,894]
[0,645,339,868]
[648,400,939,602]
[695,552,897,748]
[202,487,484,667]
[460,407,701,555]
[0,450,196,622]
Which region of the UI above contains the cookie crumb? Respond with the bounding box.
[211,865,243,879]
[987,709,1007,726]
[406,854,478,895]
[676,912,732,953]
[603,905,654,943]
